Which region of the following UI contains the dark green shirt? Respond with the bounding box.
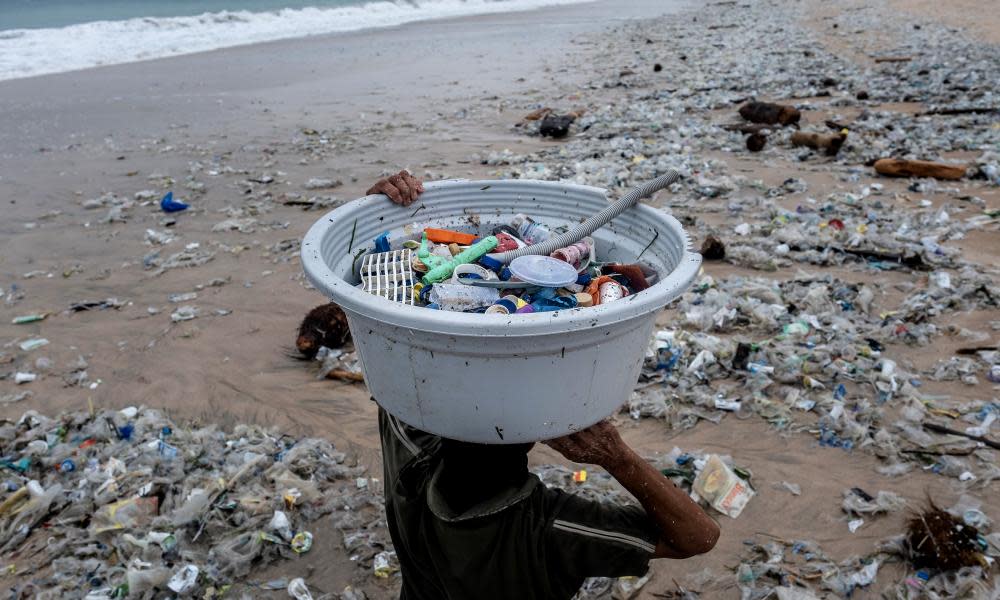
[378,408,657,600]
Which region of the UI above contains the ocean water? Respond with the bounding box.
[0,0,593,81]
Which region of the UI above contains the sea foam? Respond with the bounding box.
[0,0,591,82]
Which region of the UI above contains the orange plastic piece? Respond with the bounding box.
[583,276,614,306]
[584,275,630,306]
[424,228,477,245]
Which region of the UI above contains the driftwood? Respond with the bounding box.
[918,106,1000,116]
[874,158,965,180]
[521,107,553,121]
[326,369,365,383]
[812,245,929,270]
[745,133,767,152]
[791,130,847,156]
[738,101,801,126]
[722,123,774,134]
[923,422,1000,450]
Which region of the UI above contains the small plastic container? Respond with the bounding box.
[428,284,499,312]
[508,255,578,288]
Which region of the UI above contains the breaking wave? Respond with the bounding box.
[0,0,592,82]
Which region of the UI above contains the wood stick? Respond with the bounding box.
[923,422,1000,450]
[739,101,801,126]
[326,369,365,383]
[874,56,912,63]
[900,448,975,456]
[791,130,847,156]
[721,123,773,134]
[918,107,999,116]
[874,158,966,181]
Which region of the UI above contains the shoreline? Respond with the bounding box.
[0,0,607,82]
[0,0,675,157]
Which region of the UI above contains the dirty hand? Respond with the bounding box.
[366,170,424,206]
[543,420,628,469]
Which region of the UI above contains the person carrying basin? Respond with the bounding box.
[363,171,720,600]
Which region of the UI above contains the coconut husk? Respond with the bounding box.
[904,499,985,570]
[296,303,352,359]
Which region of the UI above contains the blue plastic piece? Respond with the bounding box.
[117,424,134,440]
[374,232,391,253]
[160,191,189,213]
[158,441,179,459]
[479,255,503,272]
[526,287,578,312]
[576,273,592,286]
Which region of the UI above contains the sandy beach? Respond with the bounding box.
[1,0,998,597]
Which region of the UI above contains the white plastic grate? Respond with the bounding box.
[359,249,416,305]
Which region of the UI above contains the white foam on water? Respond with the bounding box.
[0,0,593,82]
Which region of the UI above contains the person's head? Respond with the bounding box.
[439,438,534,481]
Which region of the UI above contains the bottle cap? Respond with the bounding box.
[487,298,517,314]
[479,255,503,272]
[500,294,525,308]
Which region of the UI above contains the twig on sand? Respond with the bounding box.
[918,106,1000,116]
[923,422,1000,450]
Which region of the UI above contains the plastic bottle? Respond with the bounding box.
[427,284,499,312]
[510,214,551,245]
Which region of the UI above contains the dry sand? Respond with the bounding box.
[1,0,998,597]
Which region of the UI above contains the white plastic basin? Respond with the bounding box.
[301,179,700,443]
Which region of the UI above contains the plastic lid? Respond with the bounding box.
[508,255,579,288]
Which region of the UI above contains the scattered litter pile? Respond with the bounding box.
[627,265,1000,486]
[354,221,657,314]
[0,406,385,598]
[732,493,999,599]
[542,460,999,599]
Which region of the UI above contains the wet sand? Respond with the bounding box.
[1,0,998,597]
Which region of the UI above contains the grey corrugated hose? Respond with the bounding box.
[489,171,681,264]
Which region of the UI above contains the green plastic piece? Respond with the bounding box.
[12,314,47,324]
[420,235,498,286]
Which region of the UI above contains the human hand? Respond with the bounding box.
[366,170,424,206]
[543,420,629,470]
